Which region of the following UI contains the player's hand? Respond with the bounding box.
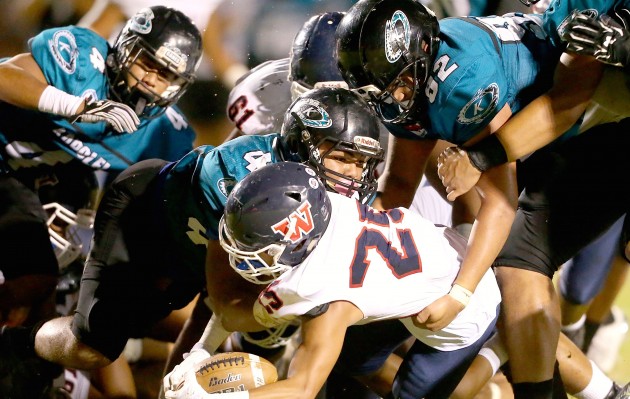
[73,99,140,133]
[163,347,212,394]
[562,11,630,68]
[437,146,481,201]
[413,294,464,331]
[164,368,214,399]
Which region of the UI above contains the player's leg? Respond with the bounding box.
[451,331,623,399]
[328,319,412,398]
[585,242,629,372]
[557,217,623,349]
[492,120,630,399]
[392,315,496,399]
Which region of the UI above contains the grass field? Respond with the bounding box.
[608,282,629,384]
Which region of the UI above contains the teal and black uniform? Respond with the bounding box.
[73,135,283,360]
[0,25,194,290]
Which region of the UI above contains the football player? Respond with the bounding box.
[167,161,501,399]
[0,88,384,392]
[0,5,198,395]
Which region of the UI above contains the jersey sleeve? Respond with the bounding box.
[29,26,109,95]
[427,57,509,144]
[198,134,279,236]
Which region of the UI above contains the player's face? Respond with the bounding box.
[126,53,179,99]
[387,72,415,104]
[319,142,367,196]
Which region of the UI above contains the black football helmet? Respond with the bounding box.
[336,0,440,125]
[279,87,384,204]
[108,6,203,118]
[289,12,349,99]
[219,162,332,284]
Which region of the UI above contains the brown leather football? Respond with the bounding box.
[195,352,278,394]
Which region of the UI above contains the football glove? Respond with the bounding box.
[164,368,214,399]
[163,347,212,394]
[73,100,140,133]
[562,11,630,68]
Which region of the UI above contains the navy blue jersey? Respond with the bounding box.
[387,13,562,144]
[0,26,195,175]
[157,134,281,278]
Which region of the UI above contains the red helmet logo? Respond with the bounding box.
[271,201,315,243]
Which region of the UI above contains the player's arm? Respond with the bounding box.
[438,51,602,199]
[417,110,518,331]
[373,136,437,210]
[0,51,138,132]
[245,301,363,399]
[417,166,517,331]
[0,53,54,110]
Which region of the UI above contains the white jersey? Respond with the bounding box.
[410,176,453,227]
[226,58,293,136]
[254,193,501,351]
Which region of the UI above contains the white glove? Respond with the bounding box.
[163,347,212,394]
[164,368,213,399]
[73,99,140,133]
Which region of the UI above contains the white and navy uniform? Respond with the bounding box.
[255,193,500,398]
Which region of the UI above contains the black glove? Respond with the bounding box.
[73,99,140,133]
[562,11,630,68]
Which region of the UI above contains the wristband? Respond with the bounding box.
[463,134,508,172]
[37,86,84,117]
[448,284,473,307]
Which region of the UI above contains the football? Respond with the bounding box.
[195,352,278,394]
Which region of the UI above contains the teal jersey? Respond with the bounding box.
[387,13,563,144]
[543,0,629,47]
[0,26,195,174]
[158,134,281,279]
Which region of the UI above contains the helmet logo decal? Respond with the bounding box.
[308,177,319,189]
[292,98,332,128]
[218,178,237,198]
[457,83,499,124]
[48,30,78,74]
[385,11,411,63]
[129,8,155,34]
[271,201,315,243]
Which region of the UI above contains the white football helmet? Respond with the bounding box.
[43,203,95,269]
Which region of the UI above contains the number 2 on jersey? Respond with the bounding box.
[350,206,422,288]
